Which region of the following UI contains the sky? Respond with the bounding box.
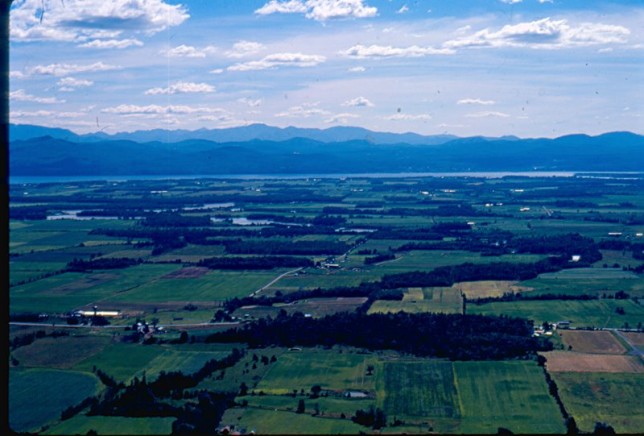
[8,0,644,138]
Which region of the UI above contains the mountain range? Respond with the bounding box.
[9,124,644,176]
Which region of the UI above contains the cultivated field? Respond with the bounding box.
[552,372,644,434]
[9,368,101,433]
[453,280,532,298]
[542,351,644,373]
[558,330,627,354]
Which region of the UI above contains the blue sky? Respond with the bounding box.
[9,0,643,137]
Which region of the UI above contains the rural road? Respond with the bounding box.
[252,267,304,296]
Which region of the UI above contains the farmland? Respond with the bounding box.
[8,174,644,434]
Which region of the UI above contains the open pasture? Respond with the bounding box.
[538,267,639,280]
[136,348,231,379]
[558,330,627,354]
[11,334,113,369]
[73,342,166,382]
[469,299,644,329]
[378,360,460,419]
[542,351,643,373]
[453,280,532,298]
[255,349,377,395]
[519,276,644,298]
[9,368,100,433]
[453,361,564,434]
[551,372,644,434]
[220,407,364,434]
[11,263,182,313]
[236,297,368,319]
[106,268,290,303]
[43,416,175,435]
[368,287,462,315]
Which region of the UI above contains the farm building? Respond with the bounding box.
[555,321,571,329]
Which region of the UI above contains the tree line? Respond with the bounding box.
[206,311,552,361]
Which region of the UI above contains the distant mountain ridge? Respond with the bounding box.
[10,123,461,145]
[9,126,644,176]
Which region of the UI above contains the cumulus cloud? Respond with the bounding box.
[397,5,409,14]
[238,98,263,108]
[325,113,359,123]
[226,41,265,58]
[102,104,226,115]
[10,89,65,104]
[444,17,630,50]
[228,52,326,71]
[255,0,377,21]
[457,98,495,105]
[57,77,94,91]
[385,113,432,121]
[275,102,331,118]
[348,66,366,72]
[210,68,224,74]
[163,44,218,58]
[465,111,510,118]
[500,0,522,4]
[79,38,143,49]
[342,96,374,107]
[11,0,189,42]
[342,44,454,58]
[144,82,216,95]
[28,62,120,77]
[10,71,26,79]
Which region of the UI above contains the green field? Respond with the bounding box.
[454,361,565,434]
[369,287,463,315]
[11,334,112,369]
[521,275,644,298]
[9,368,101,433]
[43,416,175,435]
[255,349,378,395]
[379,360,460,419]
[552,372,644,434]
[73,342,166,382]
[469,299,644,329]
[220,407,365,434]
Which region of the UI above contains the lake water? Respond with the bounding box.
[10,171,642,185]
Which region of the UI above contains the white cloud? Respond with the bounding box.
[28,62,120,77]
[102,104,226,115]
[79,38,143,49]
[10,71,26,79]
[163,44,217,58]
[10,89,65,104]
[457,98,496,105]
[538,0,554,3]
[385,113,432,121]
[226,41,265,58]
[228,53,326,71]
[444,17,630,50]
[348,66,366,72]
[210,68,225,74]
[57,77,94,91]
[466,111,510,118]
[342,96,374,107]
[144,82,216,95]
[239,98,263,108]
[342,44,454,58]
[325,113,359,123]
[500,0,522,4]
[11,0,189,42]
[397,5,409,14]
[275,103,331,118]
[255,0,377,21]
